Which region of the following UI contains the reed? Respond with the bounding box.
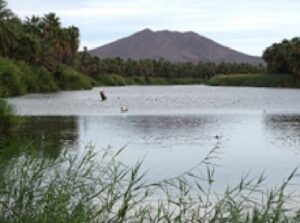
[0,142,299,222]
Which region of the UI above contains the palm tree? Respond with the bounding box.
[24,16,42,36]
[41,13,61,39]
[66,26,79,65]
[0,0,15,56]
[38,13,64,69]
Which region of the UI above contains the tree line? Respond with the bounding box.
[79,48,266,80]
[0,2,79,69]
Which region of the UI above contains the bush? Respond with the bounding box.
[16,62,59,93]
[53,64,93,90]
[0,59,60,96]
[0,99,20,136]
[15,61,40,93]
[33,67,59,92]
[0,58,26,97]
[97,74,126,86]
[125,76,146,85]
[171,77,204,85]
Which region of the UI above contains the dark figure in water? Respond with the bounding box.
[100,91,107,101]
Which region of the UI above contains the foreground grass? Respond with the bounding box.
[207,74,296,88]
[0,142,300,223]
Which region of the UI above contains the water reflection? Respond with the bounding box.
[264,114,300,151]
[3,113,300,187]
[75,115,223,181]
[77,115,220,148]
[19,116,79,158]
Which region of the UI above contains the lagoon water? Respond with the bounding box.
[8,86,300,189]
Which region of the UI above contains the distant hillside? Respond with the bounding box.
[89,29,264,65]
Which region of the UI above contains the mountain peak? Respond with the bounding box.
[89,29,263,65]
[137,28,154,34]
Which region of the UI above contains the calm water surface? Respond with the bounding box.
[8,86,300,188]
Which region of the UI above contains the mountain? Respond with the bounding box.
[89,29,264,65]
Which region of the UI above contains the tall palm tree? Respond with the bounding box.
[0,0,15,56]
[38,13,63,69]
[41,13,61,37]
[66,26,79,65]
[24,16,42,36]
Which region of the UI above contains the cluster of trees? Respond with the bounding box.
[263,38,300,85]
[0,0,94,96]
[0,1,79,70]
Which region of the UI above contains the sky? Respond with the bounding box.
[8,0,300,56]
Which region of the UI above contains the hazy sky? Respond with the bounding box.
[8,0,300,56]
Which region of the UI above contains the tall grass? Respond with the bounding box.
[97,75,204,86]
[0,142,299,222]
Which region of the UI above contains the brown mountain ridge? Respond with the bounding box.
[89,29,264,65]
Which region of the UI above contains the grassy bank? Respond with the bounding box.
[97,74,204,86]
[207,74,296,88]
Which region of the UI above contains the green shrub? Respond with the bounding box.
[0,58,26,97]
[0,59,61,95]
[15,62,59,93]
[33,67,59,92]
[97,74,126,86]
[147,77,168,85]
[125,76,146,85]
[53,64,93,90]
[125,76,204,85]
[15,61,40,93]
[0,99,20,136]
[172,77,204,85]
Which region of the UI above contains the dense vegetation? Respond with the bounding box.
[208,38,300,88]
[0,98,20,136]
[207,74,296,88]
[263,38,300,86]
[0,0,94,96]
[79,49,265,80]
[0,0,269,97]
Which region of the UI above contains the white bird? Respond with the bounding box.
[120,106,128,112]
